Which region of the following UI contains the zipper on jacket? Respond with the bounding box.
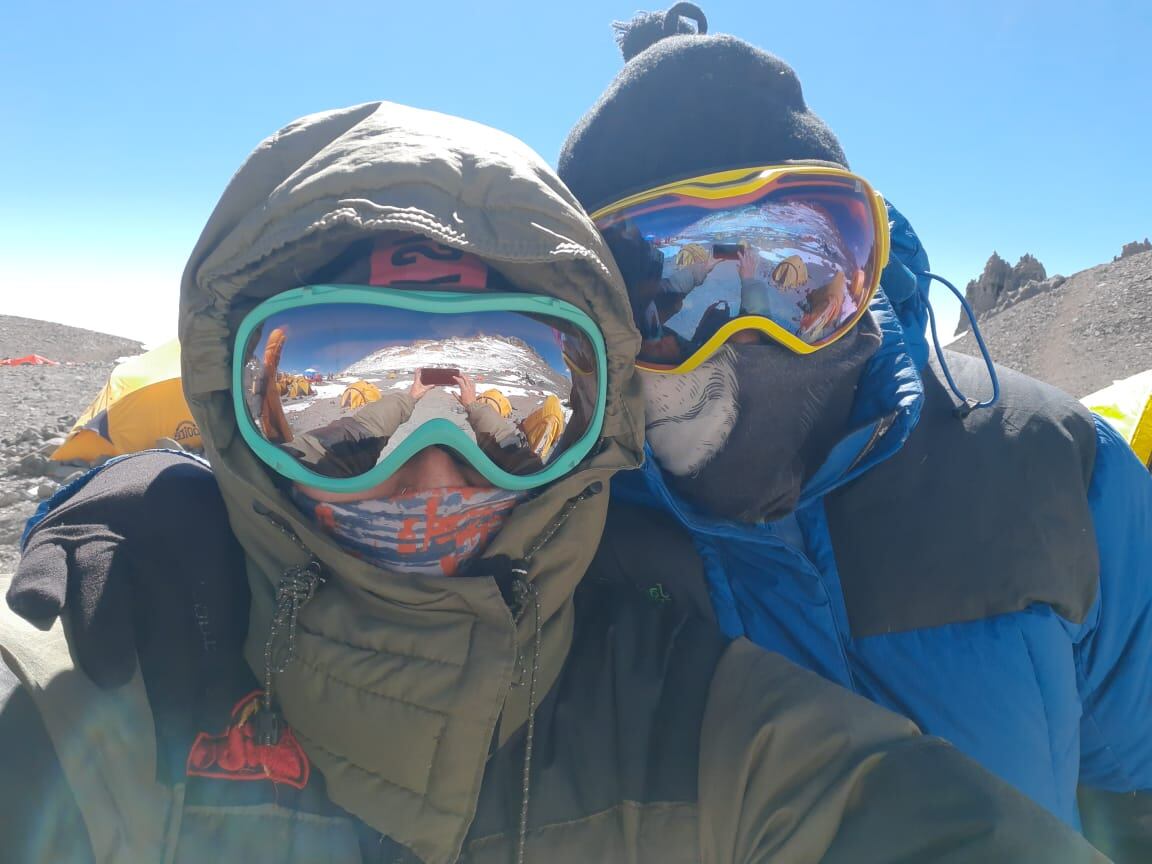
[842,411,898,479]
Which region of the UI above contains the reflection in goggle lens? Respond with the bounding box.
[239,303,600,481]
[596,174,880,366]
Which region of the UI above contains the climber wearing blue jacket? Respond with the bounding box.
[559,5,1152,860]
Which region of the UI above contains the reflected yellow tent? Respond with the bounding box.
[340,380,382,409]
[276,373,314,399]
[52,339,201,462]
[522,394,565,460]
[286,376,313,399]
[1083,369,1152,469]
[476,388,512,418]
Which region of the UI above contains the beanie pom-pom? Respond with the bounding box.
[612,2,708,62]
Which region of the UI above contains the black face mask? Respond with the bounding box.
[648,314,881,523]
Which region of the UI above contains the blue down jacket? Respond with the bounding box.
[614,203,1152,828]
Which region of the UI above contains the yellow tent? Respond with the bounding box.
[1083,369,1152,469]
[276,373,313,399]
[52,339,201,462]
[286,376,313,398]
[522,394,566,460]
[476,388,512,418]
[340,380,383,409]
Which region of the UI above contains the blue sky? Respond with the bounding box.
[2,0,1148,345]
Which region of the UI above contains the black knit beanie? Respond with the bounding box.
[558,3,848,212]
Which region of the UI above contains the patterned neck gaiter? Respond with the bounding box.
[292,486,524,576]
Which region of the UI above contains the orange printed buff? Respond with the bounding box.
[291,484,522,577]
[590,165,891,373]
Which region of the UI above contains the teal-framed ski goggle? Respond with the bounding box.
[233,285,608,492]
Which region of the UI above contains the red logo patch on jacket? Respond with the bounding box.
[186,690,310,789]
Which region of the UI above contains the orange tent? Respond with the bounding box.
[52,339,201,462]
[1,354,58,366]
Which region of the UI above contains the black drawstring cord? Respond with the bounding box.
[924,271,1001,418]
[252,502,325,745]
[523,481,603,561]
[512,575,541,864]
[254,561,323,745]
[500,480,604,863]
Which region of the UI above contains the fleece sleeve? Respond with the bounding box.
[1075,415,1152,859]
[697,640,1106,864]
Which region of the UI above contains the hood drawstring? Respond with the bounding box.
[924,271,1001,419]
[251,482,604,857]
[489,480,603,864]
[252,502,326,745]
[511,575,541,864]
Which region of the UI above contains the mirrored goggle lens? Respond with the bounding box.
[237,302,601,483]
[595,172,881,366]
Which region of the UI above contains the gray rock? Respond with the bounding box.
[9,453,49,476]
[46,462,82,480]
[37,481,59,500]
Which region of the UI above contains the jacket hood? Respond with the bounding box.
[179,101,643,863]
[878,199,932,370]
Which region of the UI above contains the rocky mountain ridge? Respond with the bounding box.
[950,247,1152,396]
[0,314,143,364]
[955,253,1063,334]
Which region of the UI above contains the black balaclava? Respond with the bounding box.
[559,3,881,523]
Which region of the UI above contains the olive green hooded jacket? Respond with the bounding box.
[0,102,1108,864]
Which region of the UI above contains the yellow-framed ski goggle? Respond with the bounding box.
[590,165,890,373]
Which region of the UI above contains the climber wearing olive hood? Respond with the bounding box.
[0,102,1109,863]
[558,5,1152,860]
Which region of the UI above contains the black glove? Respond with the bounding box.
[7,450,249,696]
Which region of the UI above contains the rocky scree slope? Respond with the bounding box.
[949,249,1152,397]
[0,316,144,573]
